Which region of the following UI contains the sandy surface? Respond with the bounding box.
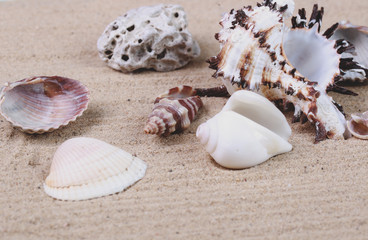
[0,0,367,239]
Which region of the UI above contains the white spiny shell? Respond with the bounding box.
[270,0,295,20]
[330,21,368,82]
[44,137,147,201]
[196,90,292,169]
[208,2,350,141]
[0,76,89,134]
[347,111,368,140]
[97,4,200,72]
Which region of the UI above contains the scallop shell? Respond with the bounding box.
[44,137,147,201]
[196,90,292,169]
[144,85,203,136]
[208,1,350,141]
[0,76,89,133]
[330,21,368,82]
[347,111,368,140]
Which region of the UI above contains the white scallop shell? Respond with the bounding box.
[44,137,147,201]
[196,90,292,169]
[0,76,89,133]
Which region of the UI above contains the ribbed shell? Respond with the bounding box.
[208,2,349,141]
[0,76,89,133]
[144,90,203,135]
[44,137,147,201]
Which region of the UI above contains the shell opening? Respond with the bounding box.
[283,26,340,89]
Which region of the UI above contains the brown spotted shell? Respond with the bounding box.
[144,85,203,136]
[0,76,89,133]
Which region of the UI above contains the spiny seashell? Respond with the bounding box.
[44,137,147,201]
[258,0,294,20]
[144,85,203,136]
[0,76,89,134]
[197,90,292,169]
[347,111,368,140]
[329,21,368,82]
[208,1,350,142]
[97,4,200,73]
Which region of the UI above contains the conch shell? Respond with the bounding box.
[144,85,203,136]
[196,90,292,169]
[208,1,351,141]
[44,137,147,201]
[0,76,89,133]
[347,111,368,140]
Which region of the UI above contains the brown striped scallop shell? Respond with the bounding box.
[0,76,89,133]
[144,85,203,136]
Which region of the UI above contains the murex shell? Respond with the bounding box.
[208,0,352,142]
[97,4,200,72]
[44,137,147,201]
[0,76,89,133]
[144,85,203,136]
[347,111,368,140]
[196,90,292,169]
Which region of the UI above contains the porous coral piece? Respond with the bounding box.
[97,4,200,72]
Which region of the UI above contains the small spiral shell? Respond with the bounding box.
[144,86,203,136]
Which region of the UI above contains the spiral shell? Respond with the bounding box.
[44,137,147,201]
[0,76,89,133]
[144,85,203,136]
[197,90,292,169]
[208,1,351,141]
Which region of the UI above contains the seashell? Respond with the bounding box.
[97,4,200,73]
[0,76,89,134]
[44,137,147,201]
[208,1,351,142]
[144,85,203,136]
[196,90,292,169]
[347,111,368,140]
[329,21,368,82]
[221,89,291,140]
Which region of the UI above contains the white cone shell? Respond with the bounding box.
[197,111,292,169]
[197,90,292,169]
[44,137,147,201]
[221,90,291,140]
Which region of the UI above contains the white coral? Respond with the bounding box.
[97,4,200,72]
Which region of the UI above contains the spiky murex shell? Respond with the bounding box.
[208,2,349,141]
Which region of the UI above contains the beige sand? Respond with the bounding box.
[0,0,367,239]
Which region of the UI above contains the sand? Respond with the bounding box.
[0,0,367,239]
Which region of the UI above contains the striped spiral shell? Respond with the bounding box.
[144,85,203,136]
